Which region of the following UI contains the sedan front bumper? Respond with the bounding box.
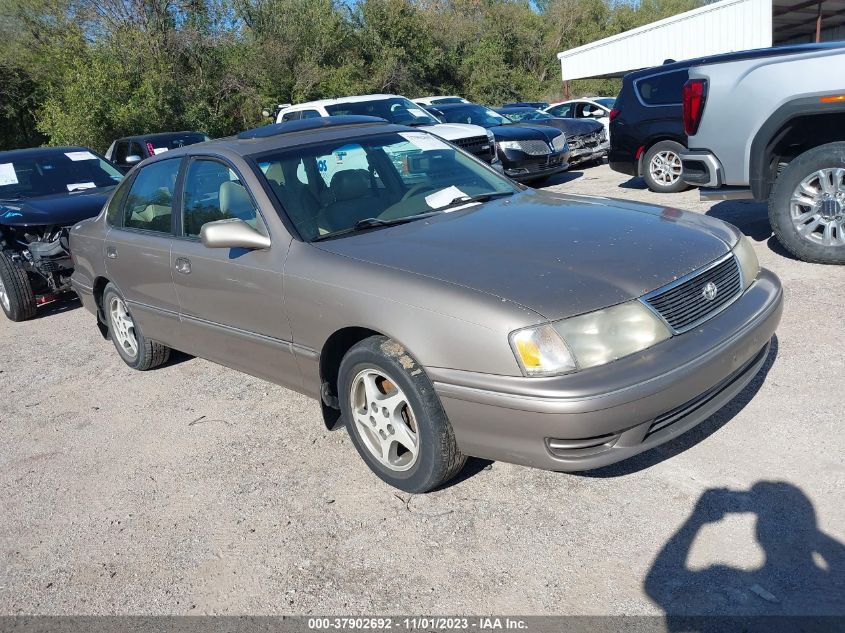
[428,268,783,471]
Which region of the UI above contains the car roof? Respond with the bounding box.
[425,102,480,110]
[496,106,537,112]
[137,116,408,163]
[282,94,410,110]
[624,41,845,80]
[0,146,95,160]
[115,131,206,142]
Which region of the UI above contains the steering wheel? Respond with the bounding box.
[400,183,440,202]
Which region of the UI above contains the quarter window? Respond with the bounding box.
[122,158,181,233]
[636,71,687,105]
[181,159,262,237]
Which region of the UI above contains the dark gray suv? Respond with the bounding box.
[69,116,782,492]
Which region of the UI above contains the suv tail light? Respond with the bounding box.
[682,79,707,136]
[609,108,620,121]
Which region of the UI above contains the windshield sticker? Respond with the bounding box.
[65,151,98,161]
[66,182,96,191]
[152,147,169,155]
[0,163,19,186]
[408,108,430,118]
[425,185,467,209]
[399,132,450,152]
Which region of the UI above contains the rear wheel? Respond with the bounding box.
[642,140,689,193]
[102,283,170,370]
[0,252,36,322]
[338,336,466,493]
[769,142,845,264]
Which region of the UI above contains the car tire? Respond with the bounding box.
[0,252,37,322]
[102,283,170,370]
[642,140,689,193]
[338,336,466,493]
[768,141,845,264]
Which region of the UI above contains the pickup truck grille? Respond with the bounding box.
[643,255,742,333]
[453,135,494,163]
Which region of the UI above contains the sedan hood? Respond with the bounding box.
[423,122,489,141]
[315,189,738,321]
[0,187,114,228]
[490,124,561,143]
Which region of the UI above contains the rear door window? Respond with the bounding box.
[122,158,181,233]
[282,111,302,122]
[636,71,687,106]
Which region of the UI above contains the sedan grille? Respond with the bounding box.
[643,255,742,332]
[507,140,552,156]
[453,135,494,162]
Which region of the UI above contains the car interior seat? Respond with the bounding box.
[318,169,382,233]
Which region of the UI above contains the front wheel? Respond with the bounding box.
[338,336,466,493]
[102,283,170,370]
[768,142,845,264]
[642,140,689,193]
[0,252,36,322]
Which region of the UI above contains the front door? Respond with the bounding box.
[104,157,182,346]
[171,157,299,387]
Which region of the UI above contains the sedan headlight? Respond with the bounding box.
[486,129,495,144]
[733,235,759,290]
[552,133,568,152]
[510,301,671,377]
[498,140,523,152]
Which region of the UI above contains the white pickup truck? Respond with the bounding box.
[679,42,845,264]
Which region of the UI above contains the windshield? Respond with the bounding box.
[594,98,616,109]
[430,97,465,104]
[145,132,209,154]
[437,105,509,128]
[325,98,441,127]
[501,109,552,122]
[254,131,517,241]
[0,149,123,199]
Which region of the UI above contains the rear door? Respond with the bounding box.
[104,157,183,347]
[170,156,300,387]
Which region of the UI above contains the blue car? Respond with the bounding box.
[0,146,123,321]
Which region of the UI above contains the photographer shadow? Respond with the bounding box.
[645,482,845,629]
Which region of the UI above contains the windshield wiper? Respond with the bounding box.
[312,213,437,242]
[437,190,515,211]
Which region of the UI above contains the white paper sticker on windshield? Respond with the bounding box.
[408,108,429,118]
[0,163,19,186]
[425,185,468,209]
[65,151,98,161]
[152,147,169,155]
[67,182,96,191]
[399,132,450,152]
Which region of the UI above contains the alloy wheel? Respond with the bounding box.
[649,150,682,186]
[790,168,845,247]
[109,296,139,358]
[350,368,420,472]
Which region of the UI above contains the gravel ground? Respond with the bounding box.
[1,164,843,617]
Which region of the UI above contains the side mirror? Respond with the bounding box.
[125,154,142,164]
[200,218,271,250]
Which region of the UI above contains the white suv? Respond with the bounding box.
[275,94,495,164]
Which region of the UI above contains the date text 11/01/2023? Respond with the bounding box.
[307,617,528,630]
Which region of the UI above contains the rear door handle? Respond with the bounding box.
[174,257,192,274]
[106,246,117,259]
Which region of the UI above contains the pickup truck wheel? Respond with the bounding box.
[102,283,170,370]
[0,252,37,322]
[769,142,845,264]
[642,141,689,193]
[338,336,466,493]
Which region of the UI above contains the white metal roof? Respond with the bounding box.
[557,0,773,80]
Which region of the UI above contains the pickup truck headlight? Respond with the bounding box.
[733,235,759,290]
[510,301,671,376]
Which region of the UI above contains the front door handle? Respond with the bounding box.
[174,257,192,275]
[106,246,117,259]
